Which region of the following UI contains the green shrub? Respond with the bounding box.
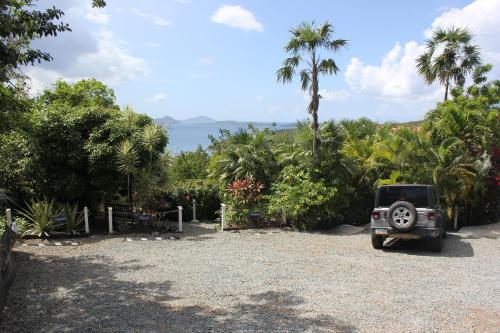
[267,166,337,230]
[165,179,220,220]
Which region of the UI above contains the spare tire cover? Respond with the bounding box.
[387,201,418,231]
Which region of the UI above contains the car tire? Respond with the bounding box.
[387,201,418,232]
[371,231,384,249]
[429,232,443,252]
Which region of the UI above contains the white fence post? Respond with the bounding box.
[84,207,89,234]
[108,207,113,234]
[178,206,183,233]
[220,203,226,231]
[191,199,199,223]
[6,208,12,226]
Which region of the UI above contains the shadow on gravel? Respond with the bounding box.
[382,234,474,257]
[1,251,353,332]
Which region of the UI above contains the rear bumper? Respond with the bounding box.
[371,227,440,239]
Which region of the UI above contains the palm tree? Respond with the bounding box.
[277,21,348,164]
[430,138,476,229]
[416,26,481,101]
[116,139,140,202]
[142,124,162,166]
[216,129,277,187]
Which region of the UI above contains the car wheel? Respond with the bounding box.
[429,232,442,252]
[387,201,418,232]
[371,231,384,249]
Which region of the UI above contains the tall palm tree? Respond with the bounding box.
[416,26,481,101]
[116,139,140,202]
[277,21,348,164]
[142,124,162,166]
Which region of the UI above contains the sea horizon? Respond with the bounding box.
[166,122,294,154]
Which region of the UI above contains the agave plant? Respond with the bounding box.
[17,199,62,238]
[65,203,85,235]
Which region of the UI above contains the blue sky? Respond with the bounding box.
[29,0,500,122]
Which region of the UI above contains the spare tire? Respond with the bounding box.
[387,201,417,231]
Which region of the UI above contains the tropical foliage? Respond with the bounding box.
[416,26,481,101]
[277,21,347,164]
[0,19,498,236]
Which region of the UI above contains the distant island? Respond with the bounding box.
[153,115,295,153]
[154,115,293,129]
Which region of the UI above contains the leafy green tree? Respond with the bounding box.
[0,0,70,82]
[277,21,347,164]
[170,145,209,181]
[0,131,33,195]
[416,26,481,101]
[0,0,106,82]
[0,85,31,133]
[116,139,140,202]
[24,80,166,205]
[38,79,118,109]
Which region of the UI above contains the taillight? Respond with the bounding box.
[372,211,380,219]
[427,211,435,220]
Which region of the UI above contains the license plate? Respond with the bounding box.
[375,229,388,235]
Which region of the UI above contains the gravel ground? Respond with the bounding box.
[1,222,499,333]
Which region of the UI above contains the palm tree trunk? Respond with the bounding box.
[444,78,449,101]
[311,61,319,166]
[312,110,318,164]
[127,173,130,203]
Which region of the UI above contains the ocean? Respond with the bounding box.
[167,122,294,154]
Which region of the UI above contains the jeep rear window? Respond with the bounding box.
[377,187,429,208]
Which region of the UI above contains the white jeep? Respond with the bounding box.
[371,184,446,252]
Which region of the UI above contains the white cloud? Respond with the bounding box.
[210,5,263,32]
[26,30,149,94]
[153,17,172,27]
[319,89,350,102]
[85,7,109,24]
[199,57,214,65]
[255,95,264,100]
[175,0,191,4]
[130,7,171,27]
[426,0,500,76]
[343,0,500,103]
[148,93,167,103]
[345,41,439,100]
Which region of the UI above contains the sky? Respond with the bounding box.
[27,0,500,123]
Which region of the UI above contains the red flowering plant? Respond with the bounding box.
[227,177,264,205]
[225,177,264,225]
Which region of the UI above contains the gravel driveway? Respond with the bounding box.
[1,222,499,332]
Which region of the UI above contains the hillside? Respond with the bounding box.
[155,115,179,128]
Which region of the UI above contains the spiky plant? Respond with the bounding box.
[18,199,62,238]
[65,203,85,235]
[116,139,140,202]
